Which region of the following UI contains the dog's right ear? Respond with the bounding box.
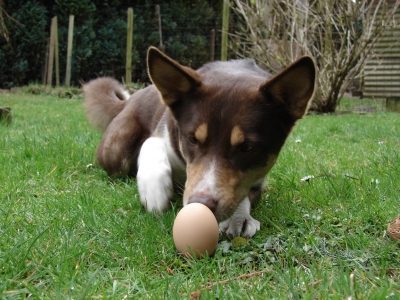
[147,47,202,106]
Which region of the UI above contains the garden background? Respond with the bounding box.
[1,0,400,298]
[0,0,223,88]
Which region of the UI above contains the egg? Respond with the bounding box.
[173,203,219,258]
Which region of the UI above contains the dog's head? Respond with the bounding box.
[147,47,316,222]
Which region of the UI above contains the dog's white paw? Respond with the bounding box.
[219,215,260,239]
[219,197,260,239]
[137,137,173,213]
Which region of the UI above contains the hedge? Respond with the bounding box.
[0,0,222,88]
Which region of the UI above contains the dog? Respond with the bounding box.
[83,47,316,238]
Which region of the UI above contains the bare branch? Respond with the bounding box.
[232,0,400,112]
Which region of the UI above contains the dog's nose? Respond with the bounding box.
[188,195,217,212]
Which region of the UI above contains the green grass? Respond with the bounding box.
[1,92,399,299]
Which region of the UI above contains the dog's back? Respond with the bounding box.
[83,59,269,134]
[198,58,271,78]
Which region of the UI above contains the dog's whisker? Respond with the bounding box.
[173,181,185,196]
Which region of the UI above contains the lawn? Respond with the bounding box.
[0,91,399,299]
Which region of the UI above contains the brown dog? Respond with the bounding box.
[83,47,316,238]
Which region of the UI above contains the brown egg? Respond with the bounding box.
[173,203,219,258]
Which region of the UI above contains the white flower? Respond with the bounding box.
[300,175,315,182]
[370,178,379,185]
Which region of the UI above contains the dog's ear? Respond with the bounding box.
[147,47,202,106]
[259,56,316,119]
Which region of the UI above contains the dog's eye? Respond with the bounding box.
[188,136,198,145]
[239,143,254,153]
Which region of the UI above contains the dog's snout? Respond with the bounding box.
[188,195,217,212]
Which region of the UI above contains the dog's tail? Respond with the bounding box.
[83,77,130,132]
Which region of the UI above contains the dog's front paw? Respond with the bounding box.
[137,167,173,213]
[137,137,173,213]
[218,197,260,239]
[219,215,260,239]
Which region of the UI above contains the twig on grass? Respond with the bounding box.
[161,260,174,275]
[308,279,324,287]
[187,269,272,299]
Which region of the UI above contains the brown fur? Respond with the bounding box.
[83,47,316,234]
[83,77,128,132]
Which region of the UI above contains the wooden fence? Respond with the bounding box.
[44,3,230,87]
[363,1,400,98]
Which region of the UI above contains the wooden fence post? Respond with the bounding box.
[210,29,215,61]
[65,15,74,87]
[42,38,49,85]
[47,17,56,86]
[155,5,164,51]
[126,7,134,85]
[386,97,400,113]
[54,16,60,86]
[0,107,12,125]
[221,0,230,61]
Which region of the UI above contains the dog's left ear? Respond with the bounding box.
[260,56,316,119]
[147,47,202,106]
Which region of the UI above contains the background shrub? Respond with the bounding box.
[0,0,222,88]
[0,1,48,88]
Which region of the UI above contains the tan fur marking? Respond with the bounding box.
[184,163,205,199]
[230,125,245,146]
[195,123,208,144]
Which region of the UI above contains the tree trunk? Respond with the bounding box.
[309,89,338,113]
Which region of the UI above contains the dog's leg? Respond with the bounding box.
[219,197,260,239]
[137,137,173,213]
[96,111,146,177]
[248,181,264,207]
